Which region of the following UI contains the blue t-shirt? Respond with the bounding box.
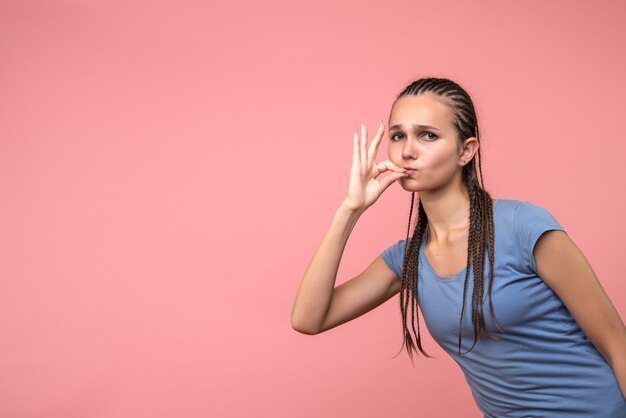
[381,198,625,417]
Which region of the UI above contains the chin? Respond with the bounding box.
[399,178,427,193]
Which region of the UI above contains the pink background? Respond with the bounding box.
[1,1,625,417]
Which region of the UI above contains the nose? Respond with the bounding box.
[401,137,418,160]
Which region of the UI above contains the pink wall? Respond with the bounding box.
[1,1,625,417]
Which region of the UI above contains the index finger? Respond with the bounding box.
[376,159,406,173]
[367,121,386,163]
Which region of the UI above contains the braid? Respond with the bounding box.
[395,77,503,360]
[395,195,432,363]
[458,182,479,354]
[396,193,414,358]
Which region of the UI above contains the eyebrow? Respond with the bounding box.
[389,124,440,132]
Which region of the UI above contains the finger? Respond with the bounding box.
[353,132,360,166]
[360,124,367,166]
[367,121,385,162]
[377,160,406,174]
[378,171,408,192]
[375,161,389,174]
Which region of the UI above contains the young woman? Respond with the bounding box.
[291,77,626,417]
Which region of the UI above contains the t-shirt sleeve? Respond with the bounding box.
[513,201,566,273]
[380,239,409,278]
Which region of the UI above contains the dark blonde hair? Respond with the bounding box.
[394,77,503,362]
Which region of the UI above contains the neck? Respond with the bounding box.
[418,179,470,244]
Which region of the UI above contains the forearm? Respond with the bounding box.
[291,203,363,334]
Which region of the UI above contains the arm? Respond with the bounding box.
[291,203,401,334]
[534,230,626,398]
[291,122,407,335]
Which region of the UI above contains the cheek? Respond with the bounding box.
[423,148,456,171]
[388,144,402,162]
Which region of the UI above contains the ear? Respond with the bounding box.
[458,137,479,166]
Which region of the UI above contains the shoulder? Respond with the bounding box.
[380,239,408,278]
[498,198,566,272]
[493,198,556,222]
[511,199,560,226]
[492,198,527,213]
[494,198,563,239]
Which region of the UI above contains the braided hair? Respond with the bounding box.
[394,77,503,362]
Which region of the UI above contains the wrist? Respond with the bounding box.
[338,199,366,217]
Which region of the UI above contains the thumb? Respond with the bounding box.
[378,172,407,193]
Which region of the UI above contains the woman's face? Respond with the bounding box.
[387,93,470,193]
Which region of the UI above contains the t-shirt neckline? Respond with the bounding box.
[419,198,499,282]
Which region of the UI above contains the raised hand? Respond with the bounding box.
[342,122,407,213]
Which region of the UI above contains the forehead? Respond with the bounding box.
[389,94,454,129]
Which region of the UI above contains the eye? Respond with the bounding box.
[422,132,438,141]
[390,132,405,142]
